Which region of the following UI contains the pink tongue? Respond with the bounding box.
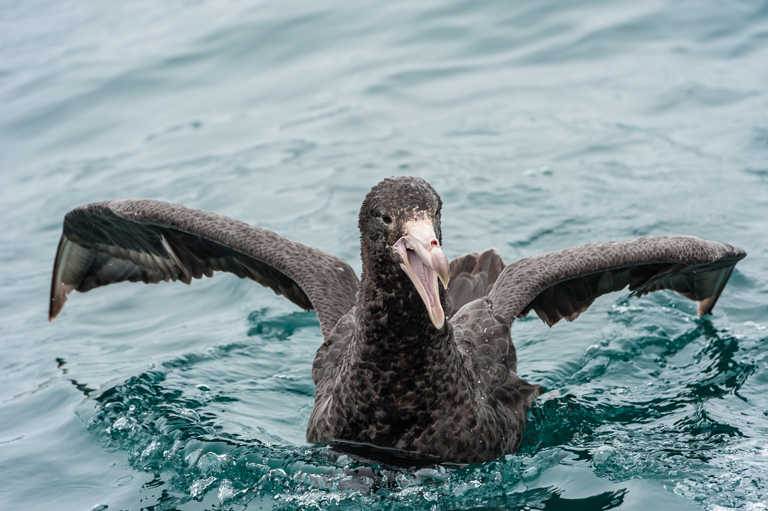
[407,249,434,306]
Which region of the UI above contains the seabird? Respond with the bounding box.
[49,176,745,464]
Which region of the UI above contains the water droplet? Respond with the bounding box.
[593,445,617,469]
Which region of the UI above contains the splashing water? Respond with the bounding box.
[60,304,767,510]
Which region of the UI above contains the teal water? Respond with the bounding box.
[2,0,768,509]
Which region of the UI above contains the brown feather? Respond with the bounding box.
[489,236,746,328]
[48,200,359,339]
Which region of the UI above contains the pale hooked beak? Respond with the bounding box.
[393,220,450,329]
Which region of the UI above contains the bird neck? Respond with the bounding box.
[356,263,454,366]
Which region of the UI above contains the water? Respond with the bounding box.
[1,0,768,509]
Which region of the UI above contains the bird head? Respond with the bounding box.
[359,177,450,330]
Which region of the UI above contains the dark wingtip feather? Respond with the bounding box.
[49,235,95,321]
[49,235,70,321]
[696,265,737,316]
[493,236,746,328]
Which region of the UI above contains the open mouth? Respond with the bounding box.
[406,245,437,308]
[393,220,450,330]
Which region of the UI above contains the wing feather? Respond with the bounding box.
[49,200,359,338]
[446,248,506,313]
[488,236,745,327]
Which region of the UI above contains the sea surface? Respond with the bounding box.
[2,0,768,509]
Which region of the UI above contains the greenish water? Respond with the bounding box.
[2,0,768,509]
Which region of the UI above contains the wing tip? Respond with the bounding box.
[696,264,737,317]
[49,235,68,321]
[49,234,88,322]
[49,296,63,322]
[49,282,69,321]
[697,296,717,316]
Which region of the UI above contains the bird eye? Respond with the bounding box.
[381,213,392,224]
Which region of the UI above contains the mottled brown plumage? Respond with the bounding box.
[49,177,746,464]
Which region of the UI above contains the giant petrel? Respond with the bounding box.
[49,176,746,463]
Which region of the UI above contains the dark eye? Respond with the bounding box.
[381,213,392,224]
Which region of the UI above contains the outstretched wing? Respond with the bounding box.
[488,236,745,327]
[49,200,359,338]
